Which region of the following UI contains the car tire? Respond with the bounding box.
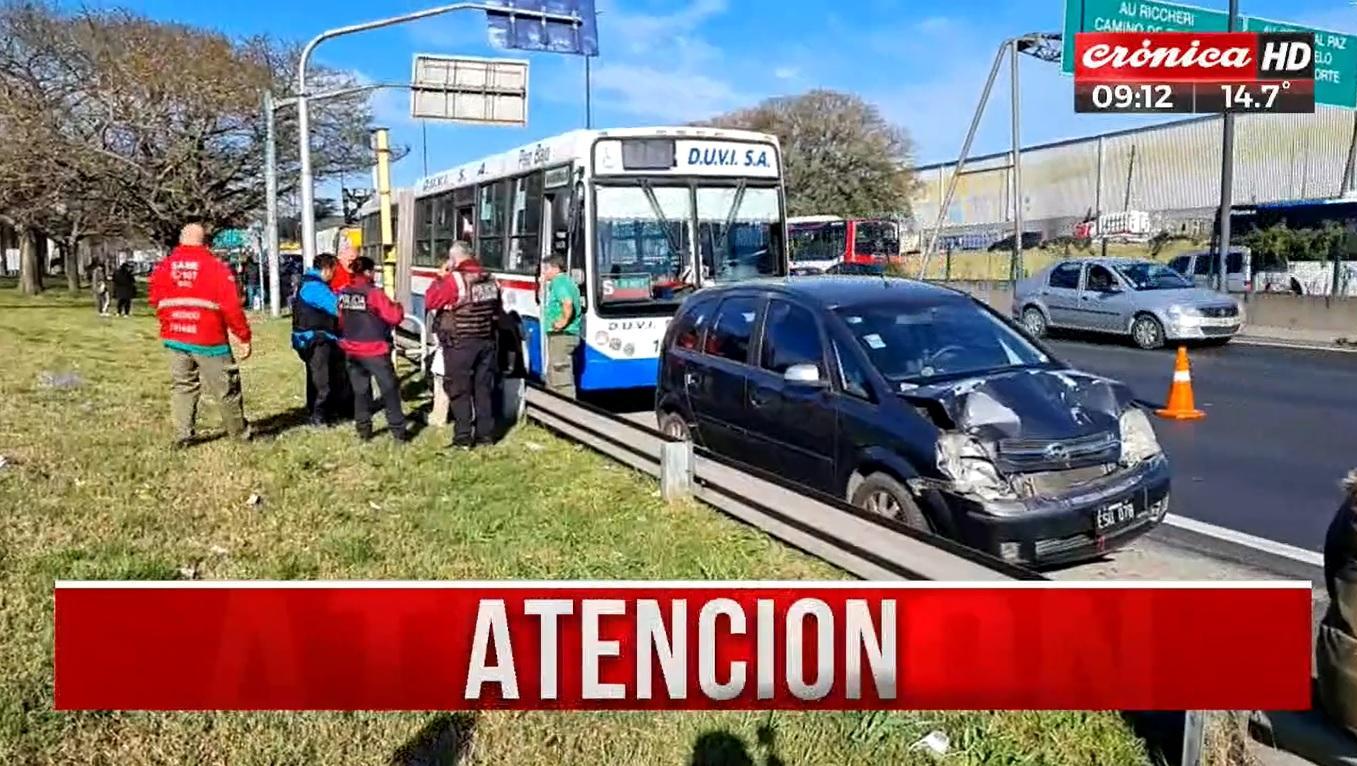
[1021,306,1048,338]
[1130,314,1166,350]
[851,473,931,532]
[657,411,692,442]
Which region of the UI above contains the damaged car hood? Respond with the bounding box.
[898,368,1134,441]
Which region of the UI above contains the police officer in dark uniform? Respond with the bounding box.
[336,256,409,442]
[425,241,501,449]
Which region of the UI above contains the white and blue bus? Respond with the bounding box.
[381,126,789,393]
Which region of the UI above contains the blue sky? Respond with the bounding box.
[97,0,1357,195]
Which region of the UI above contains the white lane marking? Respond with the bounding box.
[1235,337,1357,355]
[1162,513,1324,568]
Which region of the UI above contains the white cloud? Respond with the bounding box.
[547,0,742,122]
[588,62,742,120]
[773,66,799,81]
[914,16,954,33]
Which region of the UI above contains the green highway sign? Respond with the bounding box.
[1061,0,1357,108]
[1243,16,1357,110]
[1061,0,1227,76]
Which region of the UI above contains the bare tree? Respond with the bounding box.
[0,0,394,286]
[700,90,920,219]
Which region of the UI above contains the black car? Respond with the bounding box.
[791,262,886,277]
[655,276,1171,567]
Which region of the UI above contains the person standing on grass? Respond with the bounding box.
[540,255,582,398]
[90,258,110,316]
[148,223,252,448]
[337,256,409,443]
[426,241,501,449]
[112,261,136,317]
[291,253,352,427]
[243,254,262,311]
[330,238,357,292]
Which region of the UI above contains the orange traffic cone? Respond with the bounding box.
[1156,346,1205,421]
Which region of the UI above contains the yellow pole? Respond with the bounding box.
[372,128,396,298]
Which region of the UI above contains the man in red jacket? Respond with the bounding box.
[337,256,409,442]
[329,238,356,292]
[148,223,253,447]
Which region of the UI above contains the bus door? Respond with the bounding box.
[532,167,577,379]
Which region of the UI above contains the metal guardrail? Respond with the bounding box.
[522,385,1035,583]
[521,384,1215,764]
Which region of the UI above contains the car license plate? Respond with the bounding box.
[1201,317,1238,328]
[1095,500,1138,533]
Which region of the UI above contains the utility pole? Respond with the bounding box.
[1213,0,1241,293]
[1010,38,1024,284]
[263,90,282,318]
[585,56,593,129]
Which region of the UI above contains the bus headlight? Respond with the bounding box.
[595,331,609,346]
[609,338,623,352]
[623,343,636,357]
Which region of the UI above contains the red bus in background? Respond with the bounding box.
[788,216,900,275]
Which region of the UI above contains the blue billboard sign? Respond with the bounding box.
[484,0,599,56]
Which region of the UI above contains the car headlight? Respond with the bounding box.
[936,434,1015,502]
[1165,304,1201,326]
[1119,408,1162,465]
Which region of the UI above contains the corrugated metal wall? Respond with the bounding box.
[914,109,1357,234]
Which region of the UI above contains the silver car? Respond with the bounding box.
[1013,258,1245,349]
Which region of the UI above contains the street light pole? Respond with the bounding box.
[294,2,584,268]
[1010,37,1024,284]
[264,90,282,318]
[1213,0,1241,293]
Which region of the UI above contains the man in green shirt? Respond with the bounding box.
[540,255,582,397]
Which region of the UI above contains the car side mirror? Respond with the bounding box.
[1104,283,1122,294]
[784,363,826,387]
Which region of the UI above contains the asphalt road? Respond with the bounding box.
[1045,336,1357,553]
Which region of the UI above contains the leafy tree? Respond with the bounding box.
[698,90,919,219]
[0,0,398,295]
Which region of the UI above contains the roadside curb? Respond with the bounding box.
[1236,335,1357,354]
[1154,514,1323,583]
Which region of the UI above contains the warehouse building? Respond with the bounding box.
[910,109,1357,249]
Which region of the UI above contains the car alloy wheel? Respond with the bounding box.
[865,490,902,518]
[1131,315,1165,350]
[1022,307,1047,338]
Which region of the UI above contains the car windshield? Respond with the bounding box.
[1115,262,1193,291]
[836,300,1050,383]
[697,185,783,282]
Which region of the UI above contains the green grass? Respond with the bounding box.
[0,286,1151,765]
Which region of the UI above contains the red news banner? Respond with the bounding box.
[54,581,1311,711]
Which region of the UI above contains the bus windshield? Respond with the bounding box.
[594,184,694,308]
[855,220,899,257]
[697,185,783,283]
[594,181,783,310]
[789,222,847,262]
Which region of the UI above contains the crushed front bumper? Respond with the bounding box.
[936,456,1171,568]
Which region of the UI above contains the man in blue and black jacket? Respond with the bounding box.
[291,254,352,426]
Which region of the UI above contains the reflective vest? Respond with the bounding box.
[338,283,390,345]
[438,271,501,342]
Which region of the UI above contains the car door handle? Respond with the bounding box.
[750,390,771,408]
[685,372,698,386]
